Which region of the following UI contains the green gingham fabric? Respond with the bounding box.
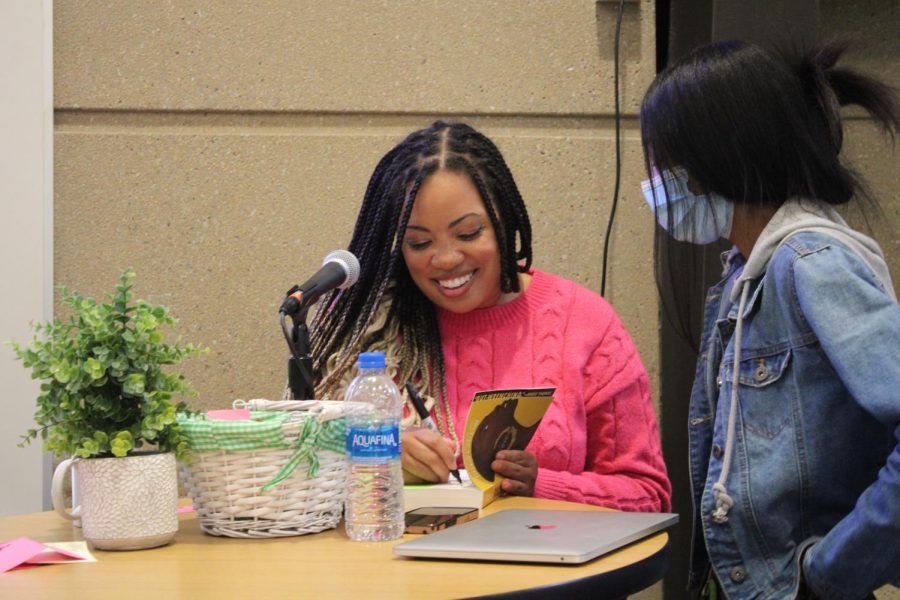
[177,411,291,452]
[177,411,346,490]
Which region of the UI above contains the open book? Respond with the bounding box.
[403,387,555,512]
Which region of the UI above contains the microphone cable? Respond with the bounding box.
[600,0,626,298]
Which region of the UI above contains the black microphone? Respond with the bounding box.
[280,250,361,315]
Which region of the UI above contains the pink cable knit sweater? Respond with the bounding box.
[437,269,671,511]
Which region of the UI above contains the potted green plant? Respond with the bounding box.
[8,269,205,550]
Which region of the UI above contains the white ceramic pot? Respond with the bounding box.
[51,452,178,550]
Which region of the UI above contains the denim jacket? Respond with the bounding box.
[687,201,900,600]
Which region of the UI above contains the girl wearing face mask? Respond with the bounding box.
[640,40,900,599]
[304,121,671,511]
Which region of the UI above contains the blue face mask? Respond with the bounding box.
[641,167,733,245]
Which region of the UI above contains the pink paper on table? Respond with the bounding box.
[206,408,251,420]
[0,538,91,573]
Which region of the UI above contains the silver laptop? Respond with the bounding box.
[393,509,678,564]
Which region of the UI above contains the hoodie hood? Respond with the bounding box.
[730,198,895,303]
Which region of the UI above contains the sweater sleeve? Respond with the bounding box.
[532,311,672,512]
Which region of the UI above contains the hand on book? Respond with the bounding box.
[492,449,537,497]
[401,427,459,484]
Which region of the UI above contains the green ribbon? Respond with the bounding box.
[262,417,324,492]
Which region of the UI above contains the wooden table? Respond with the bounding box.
[0,497,669,599]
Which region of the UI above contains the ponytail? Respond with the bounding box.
[792,38,900,154]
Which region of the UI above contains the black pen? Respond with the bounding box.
[405,382,463,485]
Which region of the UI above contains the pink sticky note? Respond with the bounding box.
[177,504,195,514]
[26,545,89,565]
[206,408,251,420]
[0,538,48,573]
[0,538,92,573]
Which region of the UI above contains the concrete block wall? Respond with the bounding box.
[53,2,900,412]
[54,1,661,409]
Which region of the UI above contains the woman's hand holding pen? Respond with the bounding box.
[401,428,459,484]
[402,382,463,484]
[492,450,538,497]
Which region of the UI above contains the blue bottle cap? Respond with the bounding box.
[358,351,386,369]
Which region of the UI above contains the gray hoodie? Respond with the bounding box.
[731,198,896,304]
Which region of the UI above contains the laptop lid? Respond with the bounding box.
[392,509,678,564]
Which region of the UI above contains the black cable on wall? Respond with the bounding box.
[600,0,626,298]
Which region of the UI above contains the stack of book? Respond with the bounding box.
[403,470,498,512]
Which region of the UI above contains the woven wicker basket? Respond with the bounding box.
[179,399,363,538]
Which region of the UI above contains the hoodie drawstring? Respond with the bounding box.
[711,279,750,524]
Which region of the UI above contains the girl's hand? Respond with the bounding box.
[492,450,537,496]
[401,427,458,484]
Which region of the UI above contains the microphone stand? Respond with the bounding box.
[287,311,315,400]
[281,294,315,400]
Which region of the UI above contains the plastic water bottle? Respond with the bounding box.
[344,351,405,541]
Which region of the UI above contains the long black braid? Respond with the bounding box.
[310,121,534,414]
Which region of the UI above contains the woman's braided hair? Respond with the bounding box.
[310,121,532,430]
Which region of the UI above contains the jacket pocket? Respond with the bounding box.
[735,348,793,439]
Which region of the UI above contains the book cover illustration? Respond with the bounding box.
[462,387,555,494]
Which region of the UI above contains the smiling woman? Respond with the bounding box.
[402,170,529,313]
[304,121,670,511]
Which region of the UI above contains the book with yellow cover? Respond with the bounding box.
[403,387,555,512]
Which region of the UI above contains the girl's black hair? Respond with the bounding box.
[641,38,897,209]
[310,120,533,403]
[639,38,899,346]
